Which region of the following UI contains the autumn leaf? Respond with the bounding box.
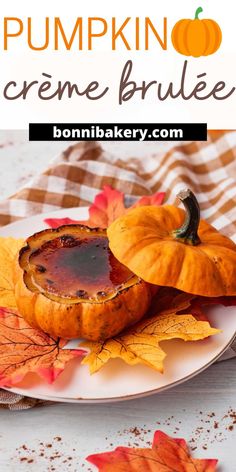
[195,295,236,307]
[45,185,165,229]
[81,312,220,374]
[187,304,209,322]
[0,237,24,309]
[131,191,166,209]
[87,430,218,471]
[182,294,236,323]
[44,217,77,229]
[0,307,85,387]
[82,185,126,228]
[148,287,194,318]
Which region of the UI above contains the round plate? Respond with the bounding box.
[1,207,236,403]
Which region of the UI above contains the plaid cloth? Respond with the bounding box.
[0,131,235,409]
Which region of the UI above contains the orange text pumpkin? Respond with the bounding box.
[171,7,222,58]
[108,189,236,297]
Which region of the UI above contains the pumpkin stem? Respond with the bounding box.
[195,7,203,19]
[173,189,201,246]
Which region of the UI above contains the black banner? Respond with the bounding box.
[29,123,207,142]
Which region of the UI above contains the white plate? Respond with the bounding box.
[1,207,236,403]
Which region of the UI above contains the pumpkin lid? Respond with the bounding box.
[19,225,140,304]
[107,189,236,297]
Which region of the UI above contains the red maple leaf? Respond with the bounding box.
[0,307,85,387]
[195,296,236,307]
[87,430,218,471]
[45,185,165,229]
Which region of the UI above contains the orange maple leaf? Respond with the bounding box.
[87,430,218,471]
[0,307,85,387]
[194,295,236,308]
[44,185,165,229]
[148,287,209,322]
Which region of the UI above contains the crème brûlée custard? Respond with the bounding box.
[14,225,154,341]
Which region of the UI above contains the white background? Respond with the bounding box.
[0,0,235,128]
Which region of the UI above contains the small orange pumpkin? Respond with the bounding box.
[108,189,236,297]
[171,7,222,58]
[14,225,154,341]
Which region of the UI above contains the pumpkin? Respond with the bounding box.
[14,225,154,341]
[171,7,222,58]
[107,189,236,297]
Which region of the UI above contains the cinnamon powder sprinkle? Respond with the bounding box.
[11,407,236,468]
[13,437,81,470]
[117,407,236,452]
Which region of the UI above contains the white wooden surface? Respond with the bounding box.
[0,133,235,471]
[0,360,235,471]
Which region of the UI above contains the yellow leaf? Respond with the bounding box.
[0,237,24,308]
[134,313,219,340]
[81,313,220,374]
[81,339,140,374]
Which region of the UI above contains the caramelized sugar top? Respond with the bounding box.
[29,234,134,299]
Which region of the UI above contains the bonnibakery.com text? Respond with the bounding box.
[29,123,207,142]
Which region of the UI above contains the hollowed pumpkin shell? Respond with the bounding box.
[14,225,153,341]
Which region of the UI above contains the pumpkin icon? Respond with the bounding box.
[171,7,222,58]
